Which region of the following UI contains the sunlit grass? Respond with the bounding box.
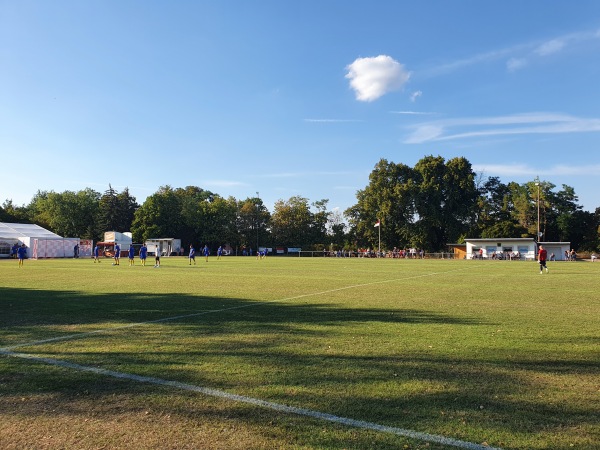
[1,256,599,449]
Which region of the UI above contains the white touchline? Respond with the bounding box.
[2,266,475,352]
[0,348,501,450]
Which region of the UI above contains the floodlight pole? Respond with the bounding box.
[535,178,540,244]
[256,192,260,252]
[378,219,381,257]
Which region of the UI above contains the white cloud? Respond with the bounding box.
[410,90,422,102]
[506,57,527,72]
[404,125,444,144]
[404,113,600,144]
[535,39,565,56]
[345,55,410,102]
[389,110,436,115]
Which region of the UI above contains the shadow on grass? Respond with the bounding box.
[1,287,599,449]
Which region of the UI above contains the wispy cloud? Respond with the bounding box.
[535,39,565,56]
[304,119,364,123]
[473,163,600,177]
[390,110,437,115]
[262,171,357,179]
[410,90,422,102]
[345,55,410,102]
[422,27,600,76]
[202,180,248,188]
[404,113,600,144]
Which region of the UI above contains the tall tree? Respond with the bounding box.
[345,159,416,250]
[270,196,314,248]
[236,196,270,251]
[98,185,138,233]
[27,189,101,238]
[131,186,183,243]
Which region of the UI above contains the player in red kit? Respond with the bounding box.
[538,245,549,274]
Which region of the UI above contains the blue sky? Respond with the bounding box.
[2,1,600,214]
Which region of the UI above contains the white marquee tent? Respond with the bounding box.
[0,222,83,259]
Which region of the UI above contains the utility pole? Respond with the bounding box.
[535,178,541,243]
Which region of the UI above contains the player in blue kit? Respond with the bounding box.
[17,244,27,267]
[139,244,147,266]
[189,244,196,265]
[93,244,101,263]
[113,243,121,265]
[128,244,135,266]
[203,245,209,262]
[217,245,223,260]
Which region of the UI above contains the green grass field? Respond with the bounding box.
[1,256,598,449]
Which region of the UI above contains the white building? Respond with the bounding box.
[465,238,537,260]
[464,238,571,261]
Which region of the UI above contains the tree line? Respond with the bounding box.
[2,156,599,252]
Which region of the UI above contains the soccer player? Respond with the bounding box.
[17,244,27,267]
[128,244,135,266]
[154,246,161,268]
[189,244,196,265]
[203,244,209,262]
[139,243,147,266]
[93,244,101,263]
[538,245,549,274]
[113,243,121,265]
[217,245,223,260]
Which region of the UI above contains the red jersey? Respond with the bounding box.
[538,248,547,262]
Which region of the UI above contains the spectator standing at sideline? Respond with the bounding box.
[538,245,549,274]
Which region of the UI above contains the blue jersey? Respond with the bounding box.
[129,246,135,258]
[114,244,120,257]
[17,246,27,259]
[203,246,209,256]
[94,246,99,256]
[217,246,222,255]
[190,247,195,257]
[140,246,147,258]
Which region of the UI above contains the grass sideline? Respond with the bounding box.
[0,256,599,449]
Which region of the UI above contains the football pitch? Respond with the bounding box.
[1,256,598,449]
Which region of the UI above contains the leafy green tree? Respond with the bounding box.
[270,196,314,248]
[474,176,524,238]
[412,156,478,250]
[98,185,138,234]
[236,196,271,251]
[1,200,30,223]
[345,159,416,250]
[131,186,183,243]
[27,189,101,238]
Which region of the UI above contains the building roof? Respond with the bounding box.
[0,222,62,239]
[464,238,535,242]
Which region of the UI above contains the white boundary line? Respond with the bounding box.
[1,265,500,449]
[0,348,501,450]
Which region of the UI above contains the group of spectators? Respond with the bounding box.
[323,248,425,258]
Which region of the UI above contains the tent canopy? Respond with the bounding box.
[0,222,62,239]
